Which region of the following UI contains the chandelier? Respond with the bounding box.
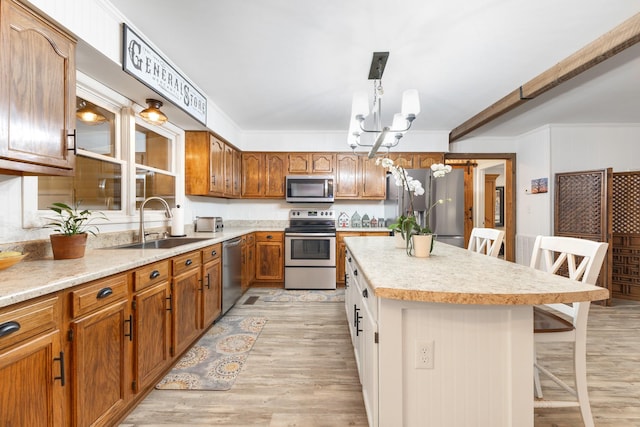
[347,52,420,158]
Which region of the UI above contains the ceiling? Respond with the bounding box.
[104,0,640,140]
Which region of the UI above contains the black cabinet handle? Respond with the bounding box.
[266,235,273,239]
[166,294,173,312]
[185,259,192,266]
[362,289,368,298]
[354,269,358,276]
[353,304,359,328]
[96,287,113,299]
[356,311,363,337]
[54,351,65,386]
[348,257,352,263]
[124,315,133,341]
[211,250,217,257]
[206,273,211,289]
[66,129,77,156]
[150,270,160,279]
[0,321,20,338]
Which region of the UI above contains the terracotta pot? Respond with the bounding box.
[412,234,433,258]
[50,233,88,260]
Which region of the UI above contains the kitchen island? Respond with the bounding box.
[343,236,608,427]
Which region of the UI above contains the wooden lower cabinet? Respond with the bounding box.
[131,260,171,393]
[68,274,131,427]
[171,250,202,357]
[254,231,284,283]
[0,297,64,427]
[201,244,222,328]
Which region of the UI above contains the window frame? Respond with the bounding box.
[24,72,185,232]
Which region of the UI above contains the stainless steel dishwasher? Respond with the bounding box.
[221,237,243,316]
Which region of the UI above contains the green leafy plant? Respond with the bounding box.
[46,202,107,236]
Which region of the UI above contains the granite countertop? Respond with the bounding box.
[0,227,265,309]
[344,236,610,305]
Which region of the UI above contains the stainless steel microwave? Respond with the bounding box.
[285,175,334,203]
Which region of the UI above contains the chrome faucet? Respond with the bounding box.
[139,197,173,243]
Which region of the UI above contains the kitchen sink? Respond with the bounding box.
[106,237,213,249]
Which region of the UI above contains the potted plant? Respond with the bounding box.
[46,202,106,259]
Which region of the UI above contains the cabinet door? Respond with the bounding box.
[202,258,222,328]
[209,136,225,194]
[360,157,386,199]
[312,153,335,174]
[232,148,242,197]
[0,0,76,174]
[242,152,263,197]
[70,299,130,427]
[171,268,202,356]
[265,153,286,197]
[132,282,171,392]
[247,237,256,285]
[288,153,310,174]
[361,299,378,427]
[224,144,235,196]
[0,330,64,427]
[336,154,359,198]
[413,152,444,169]
[386,153,414,169]
[255,233,284,281]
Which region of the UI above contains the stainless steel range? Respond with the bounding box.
[284,209,336,290]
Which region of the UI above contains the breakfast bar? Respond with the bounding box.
[343,236,609,427]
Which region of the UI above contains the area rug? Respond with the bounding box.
[260,288,345,302]
[155,316,267,391]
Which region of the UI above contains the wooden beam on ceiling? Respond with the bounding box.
[449,12,640,143]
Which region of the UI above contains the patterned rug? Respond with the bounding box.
[155,316,267,391]
[260,288,345,302]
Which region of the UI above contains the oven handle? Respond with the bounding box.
[285,233,336,238]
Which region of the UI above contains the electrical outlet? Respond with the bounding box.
[415,340,434,369]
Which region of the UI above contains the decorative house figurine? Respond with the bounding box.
[338,212,350,228]
[351,211,361,228]
[370,216,378,228]
[362,213,371,228]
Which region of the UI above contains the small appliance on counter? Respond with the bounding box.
[195,216,223,232]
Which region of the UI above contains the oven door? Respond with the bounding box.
[284,233,336,267]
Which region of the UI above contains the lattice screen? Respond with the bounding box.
[556,173,603,235]
[612,172,640,300]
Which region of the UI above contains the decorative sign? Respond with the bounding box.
[122,24,207,125]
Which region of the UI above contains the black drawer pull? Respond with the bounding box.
[354,269,358,276]
[54,351,65,386]
[362,288,368,298]
[0,321,20,338]
[185,259,193,266]
[211,250,217,256]
[150,270,160,279]
[266,235,273,239]
[96,287,113,299]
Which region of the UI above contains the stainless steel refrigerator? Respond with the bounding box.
[384,168,465,248]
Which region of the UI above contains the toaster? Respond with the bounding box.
[195,216,223,232]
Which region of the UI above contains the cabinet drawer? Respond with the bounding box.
[134,260,170,292]
[70,274,128,318]
[172,250,202,275]
[202,243,222,263]
[0,297,59,351]
[255,231,283,242]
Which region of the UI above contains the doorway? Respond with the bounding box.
[445,153,516,262]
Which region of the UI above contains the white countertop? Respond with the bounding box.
[344,236,609,305]
[0,227,266,308]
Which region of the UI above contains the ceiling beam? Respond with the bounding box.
[449,12,640,143]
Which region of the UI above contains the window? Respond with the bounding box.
[33,73,182,226]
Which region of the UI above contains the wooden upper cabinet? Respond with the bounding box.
[0,0,76,175]
[336,153,385,200]
[265,153,286,197]
[185,131,239,197]
[386,153,414,169]
[287,153,335,175]
[241,152,264,197]
[336,154,360,198]
[414,152,444,169]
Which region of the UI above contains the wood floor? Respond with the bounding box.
[120,290,640,427]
